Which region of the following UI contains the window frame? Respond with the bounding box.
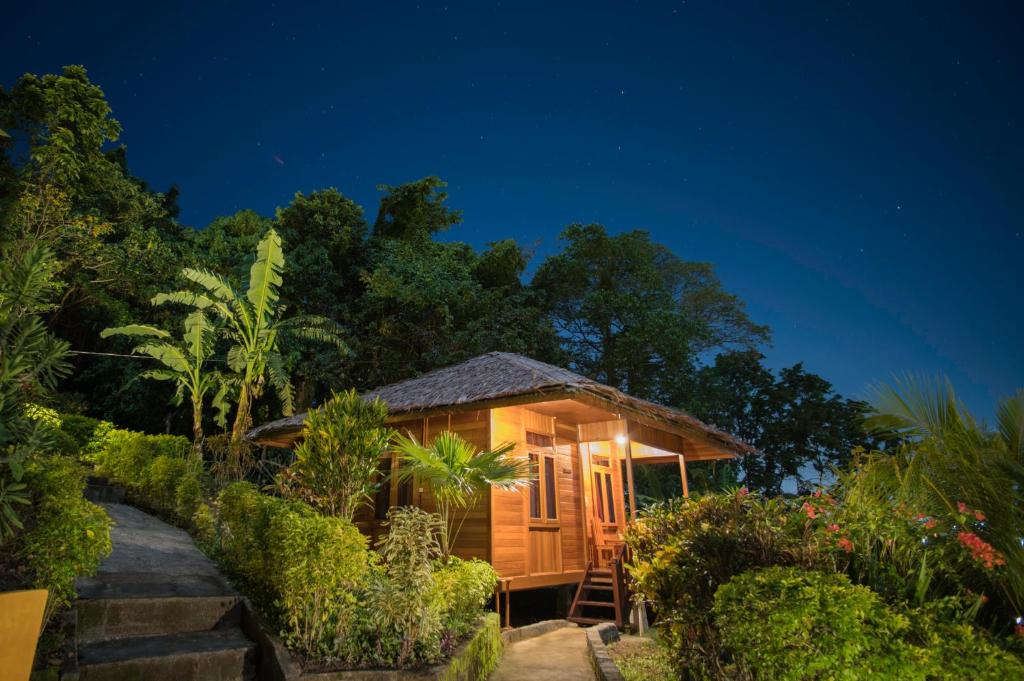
[526,431,559,525]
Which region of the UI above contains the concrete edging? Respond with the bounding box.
[500,619,575,645]
[584,623,625,681]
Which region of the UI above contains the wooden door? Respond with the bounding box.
[587,450,625,567]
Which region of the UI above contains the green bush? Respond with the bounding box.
[713,566,1024,681]
[437,612,502,681]
[433,558,498,639]
[714,567,917,680]
[94,429,190,483]
[57,414,106,452]
[626,490,817,676]
[266,505,371,657]
[18,455,113,624]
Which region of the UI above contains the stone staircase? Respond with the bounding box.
[77,480,257,680]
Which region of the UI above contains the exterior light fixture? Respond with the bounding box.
[614,434,628,445]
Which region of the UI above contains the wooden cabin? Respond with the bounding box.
[248,352,752,626]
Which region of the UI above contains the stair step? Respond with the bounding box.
[581,584,614,592]
[78,628,255,681]
[84,483,125,504]
[568,616,611,625]
[77,591,240,644]
[576,600,616,608]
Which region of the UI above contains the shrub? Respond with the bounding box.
[714,567,917,680]
[625,490,817,676]
[192,502,217,550]
[713,566,1024,681]
[142,454,188,513]
[366,507,445,667]
[266,506,371,657]
[57,414,106,452]
[433,558,498,639]
[95,429,190,483]
[19,455,112,624]
[281,389,395,521]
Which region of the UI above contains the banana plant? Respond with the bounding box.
[153,228,346,443]
[103,311,229,458]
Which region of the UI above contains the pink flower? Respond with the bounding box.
[957,501,969,514]
[836,537,853,553]
[924,519,938,530]
[802,502,817,519]
[737,487,749,497]
[826,523,840,533]
[957,531,1006,570]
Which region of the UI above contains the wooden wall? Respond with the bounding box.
[489,406,586,582]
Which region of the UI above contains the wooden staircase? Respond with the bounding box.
[567,544,630,629]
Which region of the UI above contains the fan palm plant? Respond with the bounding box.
[394,430,530,559]
[102,311,228,458]
[848,375,1024,619]
[153,228,346,443]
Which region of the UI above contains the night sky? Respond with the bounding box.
[4,2,1022,419]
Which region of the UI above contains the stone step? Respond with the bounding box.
[78,628,256,681]
[84,482,125,504]
[77,589,241,645]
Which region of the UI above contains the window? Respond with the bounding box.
[373,456,392,520]
[526,431,558,522]
[593,470,616,524]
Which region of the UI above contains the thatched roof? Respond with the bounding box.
[247,352,754,454]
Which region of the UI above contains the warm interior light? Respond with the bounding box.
[614,434,628,446]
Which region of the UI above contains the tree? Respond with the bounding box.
[691,350,873,495]
[154,228,346,444]
[372,176,461,241]
[394,431,529,560]
[281,389,395,521]
[0,245,71,540]
[101,311,228,458]
[532,224,769,402]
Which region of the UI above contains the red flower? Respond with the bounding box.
[924,519,938,530]
[974,510,987,522]
[826,523,840,533]
[737,487,749,497]
[957,531,1006,570]
[915,513,927,521]
[813,490,822,498]
[836,537,853,553]
[802,502,817,519]
[957,501,969,514]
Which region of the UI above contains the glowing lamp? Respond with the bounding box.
[614,434,628,446]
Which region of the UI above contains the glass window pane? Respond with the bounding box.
[544,456,557,519]
[529,453,540,518]
[594,472,605,521]
[605,474,616,523]
[396,461,412,506]
[374,457,392,520]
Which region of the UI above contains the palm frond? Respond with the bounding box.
[101,324,171,339]
[247,229,284,328]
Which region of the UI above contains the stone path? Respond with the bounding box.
[75,495,256,680]
[491,626,595,681]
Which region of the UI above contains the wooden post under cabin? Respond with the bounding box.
[678,453,689,498]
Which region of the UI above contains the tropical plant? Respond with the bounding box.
[153,228,346,444]
[848,376,1024,623]
[0,245,71,541]
[394,430,529,559]
[102,311,228,458]
[281,389,396,521]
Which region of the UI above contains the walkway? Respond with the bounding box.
[491,625,595,681]
[75,498,255,680]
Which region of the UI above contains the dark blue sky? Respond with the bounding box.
[5,2,1022,419]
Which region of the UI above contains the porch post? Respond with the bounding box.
[623,423,638,521]
[678,453,690,498]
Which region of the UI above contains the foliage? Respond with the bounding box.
[847,376,1024,622]
[266,502,371,658]
[373,176,462,241]
[433,557,499,639]
[366,507,445,667]
[689,350,876,494]
[153,227,346,447]
[18,455,112,625]
[395,430,529,559]
[608,638,675,681]
[713,567,1024,681]
[0,245,71,540]
[626,490,818,677]
[102,309,229,457]
[281,389,395,521]
[532,223,768,402]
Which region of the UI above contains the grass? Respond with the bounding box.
[608,634,675,681]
